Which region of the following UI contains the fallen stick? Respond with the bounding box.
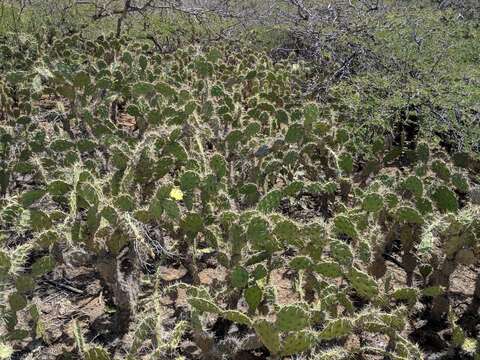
[43,279,84,295]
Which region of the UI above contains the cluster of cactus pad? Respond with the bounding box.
[0,31,479,359]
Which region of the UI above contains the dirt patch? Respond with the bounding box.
[271,268,298,305]
[21,265,107,359]
[198,266,227,286]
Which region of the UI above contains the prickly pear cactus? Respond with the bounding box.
[275,304,310,331]
[1,29,478,360]
[253,319,281,355]
[319,318,353,340]
[281,331,316,356]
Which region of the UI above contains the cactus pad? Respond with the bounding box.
[347,267,378,299]
[245,285,263,312]
[230,266,249,288]
[314,262,343,278]
[432,185,458,212]
[362,193,383,212]
[253,319,281,355]
[319,318,353,340]
[330,240,353,266]
[333,215,358,239]
[281,330,316,356]
[222,310,252,326]
[188,297,221,314]
[275,304,310,332]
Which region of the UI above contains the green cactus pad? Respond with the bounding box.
[431,185,458,212]
[50,139,74,152]
[275,304,310,332]
[180,213,203,235]
[452,173,469,193]
[333,215,358,239]
[285,123,304,143]
[77,139,97,153]
[273,219,300,245]
[281,330,316,356]
[455,249,475,265]
[245,285,263,312]
[180,171,200,192]
[77,182,100,207]
[392,288,419,303]
[21,189,46,207]
[347,267,378,299]
[354,241,370,265]
[314,262,343,278]
[247,216,273,251]
[239,183,260,205]
[416,143,430,163]
[336,129,349,144]
[226,130,243,147]
[422,286,444,297]
[188,297,221,314]
[257,190,282,213]
[252,264,268,280]
[304,103,319,126]
[161,199,180,220]
[230,266,249,288]
[139,54,148,70]
[8,292,27,312]
[210,154,228,178]
[319,318,353,340]
[73,70,90,88]
[451,152,470,168]
[362,193,383,212]
[0,251,11,278]
[380,313,406,332]
[29,210,52,231]
[283,180,304,196]
[244,251,270,266]
[131,81,155,96]
[253,319,281,355]
[338,152,354,174]
[222,310,252,326]
[402,176,424,198]
[330,240,353,266]
[276,109,289,125]
[289,256,313,271]
[385,193,399,208]
[114,194,135,212]
[165,142,188,162]
[47,180,72,196]
[395,206,424,224]
[415,197,433,215]
[431,160,451,181]
[15,275,35,293]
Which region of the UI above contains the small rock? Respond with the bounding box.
[157,266,187,281]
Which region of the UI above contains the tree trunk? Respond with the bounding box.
[116,0,131,38]
[467,271,480,314]
[430,258,456,322]
[95,245,140,335]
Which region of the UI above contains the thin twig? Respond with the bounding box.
[43,279,84,295]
